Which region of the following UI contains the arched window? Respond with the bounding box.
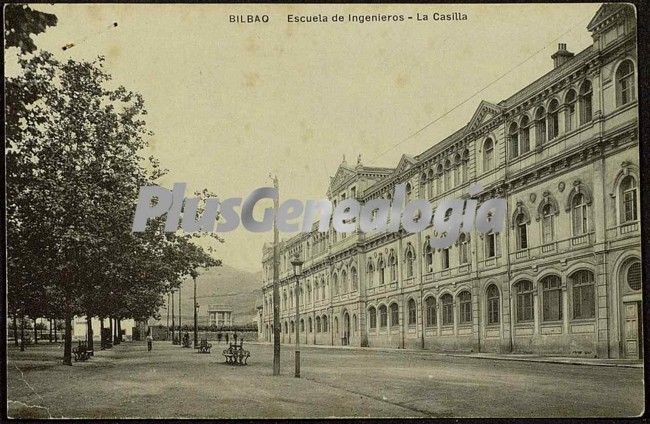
[405,182,412,202]
[444,160,452,190]
[378,256,386,285]
[458,291,472,324]
[541,275,562,322]
[405,246,415,278]
[620,175,638,223]
[350,267,358,291]
[321,279,326,300]
[424,239,434,272]
[341,269,348,293]
[379,305,388,328]
[322,316,328,332]
[520,115,530,154]
[290,321,295,334]
[571,193,589,236]
[579,80,593,124]
[515,280,534,322]
[441,247,450,270]
[316,316,321,333]
[441,294,454,325]
[368,306,377,329]
[390,303,399,327]
[436,164,444,194]
[332,273,339,296]
[408,299,417,325]
[541,203,555,244]
[309,317,313,333]
[285,321,289,334]
[453,154,461,186]
[535,107,547,145]
[306,283,311,304]
[483,138,494,172]
[427,169,435,198]
[461,151,469,183]
[516,212,528,250]
[459,233,469,264]
[509,122,519,158]
[565,89,577,132]
[627,261,642,291]
[616,60,635,106]
[425,296,437,327]
[314,282,319,301]
[548,99,560,140]
[485,231,498,258]
[366,261,375,288]
[486,285,500,324]
[571,270,595,319]
[300,319,304,332]
[389,251,397,282]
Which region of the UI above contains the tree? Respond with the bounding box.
[7,51,221,364]
[4,4,57,54]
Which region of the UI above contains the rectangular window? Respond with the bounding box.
[442,303,453,326]
[408,308,416,325]
[488,298,499,324]
[542,216,554,244]
[573,284,595,319]
[369,311,377,329]
[442,249,450,269]
[486,233,496,258]
[543,286,562,321]
[459,302,472,324]
[380,308,387,328]
[623,190,637,222]
[426,301,436,327]
[517,292,533,322]
[572,205,587,236]
[391,307,399,327]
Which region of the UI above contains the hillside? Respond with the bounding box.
[151,265,263,327]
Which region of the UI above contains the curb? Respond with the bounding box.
[249,341,643,368]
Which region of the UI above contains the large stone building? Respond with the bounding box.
[259,4,641,359]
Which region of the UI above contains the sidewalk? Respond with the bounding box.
[250,341,643,368]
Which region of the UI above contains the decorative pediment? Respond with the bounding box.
[465,100,503,134]
[328,162,357,194]
[392,154,418,176]
[587,3,630,33]
[536,191,560,221]
[511,200,531,228]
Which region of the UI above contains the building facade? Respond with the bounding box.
[208,305,233,327]
[259,4,641,359]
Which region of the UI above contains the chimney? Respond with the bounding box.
[551,43,575,68]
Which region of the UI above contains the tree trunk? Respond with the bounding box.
[20,317,25,351]
[117,319,122,342]
[13,315,19,346]
[63,314,72,366]
[100,318,105,349]
[110,317,114,345]
[33,318,38,344]
[86,315,94,354]
[54,319,58,342]
[49,318,53,343]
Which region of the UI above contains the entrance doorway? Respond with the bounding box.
[623,301,643,359]
[343,312,350,346]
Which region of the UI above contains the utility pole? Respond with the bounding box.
[192,270,199,347]
[291,253,304,378]
[166,293,170,340]
[171,290,175,343]
[179,285,182,334]
[271,173,281,376]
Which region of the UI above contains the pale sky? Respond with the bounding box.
[9,3,601,272]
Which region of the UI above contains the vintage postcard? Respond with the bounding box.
[4,2,644,419]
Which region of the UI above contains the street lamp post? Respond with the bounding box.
[291,253,304,378]
[191,269,199,347]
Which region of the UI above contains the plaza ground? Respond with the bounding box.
[7,341,644,418]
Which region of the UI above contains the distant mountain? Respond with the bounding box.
[151,265,263,326]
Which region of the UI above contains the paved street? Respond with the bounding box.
[7,341,644,418]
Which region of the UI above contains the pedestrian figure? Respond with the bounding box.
[217,332,222,344]
[233,332,238,343]
[225,333,229,344]
[147,331,153,352]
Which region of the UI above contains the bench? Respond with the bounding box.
[72,341,93,362]
[222,341,250,365]
[195,338,212,354]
